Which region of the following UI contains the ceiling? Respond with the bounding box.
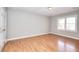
[9,7,79,16]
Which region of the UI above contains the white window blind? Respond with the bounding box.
[57,16,77,32]
[57,18,65,30]
[66,17,76,31]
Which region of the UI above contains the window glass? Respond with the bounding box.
[57,18,65,30]
[66,17,76,31]
[66,17,76,23]
[57,16,76,32]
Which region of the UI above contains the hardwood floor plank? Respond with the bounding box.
[2,34,79,52]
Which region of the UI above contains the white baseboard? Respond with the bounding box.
[6,32,79,42]
[50,32,79,40]
[6,33,50,42]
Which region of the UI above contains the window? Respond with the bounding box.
[57,16,77,32]
[66,17,76,31]
[57,18,65,30]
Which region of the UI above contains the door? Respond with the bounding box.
[0,7,6,51]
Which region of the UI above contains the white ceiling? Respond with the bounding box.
[9,7,79,16]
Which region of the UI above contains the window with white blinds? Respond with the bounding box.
[57,18,65,30]
[57,16,77,32]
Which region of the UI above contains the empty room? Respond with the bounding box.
[0,7,79,52]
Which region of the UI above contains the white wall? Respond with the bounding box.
[7,9,50,39]
[50,10,79,38]
[7,8,79,40]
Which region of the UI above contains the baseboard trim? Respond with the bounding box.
[6,33,50,42]
[6,32,79,42]
[51,32,79,40]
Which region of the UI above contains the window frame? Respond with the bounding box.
[65,15,77,32]
[57,18,65,30]
[57,15,77,32]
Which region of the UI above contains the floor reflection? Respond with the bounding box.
[58,39,76,52]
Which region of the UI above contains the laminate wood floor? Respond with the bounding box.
[2,34,79,52]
